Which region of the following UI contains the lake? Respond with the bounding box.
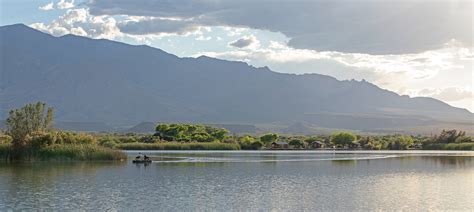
[1,150,473,211]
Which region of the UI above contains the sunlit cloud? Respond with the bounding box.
[39,2,54,11]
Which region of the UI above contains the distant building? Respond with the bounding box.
[271,141,289,149]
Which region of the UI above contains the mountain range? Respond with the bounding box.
[1,24,472,134]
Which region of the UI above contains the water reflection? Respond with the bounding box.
[420,156,474,167]
[1,151,473,211]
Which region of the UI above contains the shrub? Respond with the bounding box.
[27,131,57,148]
[0,134,12,144]
[98,136,119,148]
[455,136,472,143]
[56,131,97,144]
[423,143,474,151]
[389,135,414,150]
[117,136,138,143]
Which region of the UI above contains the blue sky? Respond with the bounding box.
[1,0,473,111]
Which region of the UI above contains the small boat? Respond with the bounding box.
[132,159,152,163]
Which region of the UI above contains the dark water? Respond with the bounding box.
[1,151,473,211]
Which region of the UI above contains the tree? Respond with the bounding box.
[250,141,264,150]
[260,133,278,144]
[289,139,304,149]
[433,129,466,143]
[5,102,54,157]
[330,132,356,147]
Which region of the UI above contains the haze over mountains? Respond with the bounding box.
[1,24,472,134]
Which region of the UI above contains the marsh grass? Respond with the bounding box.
[116,142,241,150]
[0,144,126,161]
[423,143,474,150]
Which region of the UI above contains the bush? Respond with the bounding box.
[99,137,118,148]
[117,136,138,143]
[389,135,414,150]
[0,134,12,144]
[27,131,57,148]
[455,136,472,143]
[139,135,159,143]
[423,143,474,151]
[56,131,97,144]
[240,140,264,150]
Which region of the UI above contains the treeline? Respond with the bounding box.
[71,125,474,151]
[2,103,473,157]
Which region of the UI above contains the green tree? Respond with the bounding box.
[330,132,356,147]
[260,133,278,144]
[239,135,256,143]
[250,141,264,150]
[289,139,305,149]
[6,102,54,157]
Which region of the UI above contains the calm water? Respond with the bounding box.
[1,151,473,211]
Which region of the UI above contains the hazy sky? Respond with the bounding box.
[1,0,473,111]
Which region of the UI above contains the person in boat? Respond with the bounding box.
[143,154,150,161]
[135,152,142,160]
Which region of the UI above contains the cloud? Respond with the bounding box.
[39,2,54,11]
[86,0,473,54]
[30,8,121,39]
[118,17,201,35]
[57,0,75,9]
[229,35,259,49]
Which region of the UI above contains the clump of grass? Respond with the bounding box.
[116,142,241,150]
[423,143,474,151]
[0,143,126,161]
[35,144,127,160]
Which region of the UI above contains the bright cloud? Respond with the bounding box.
[57,0,75,9]
[39,2,54,11]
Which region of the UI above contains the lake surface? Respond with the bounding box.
[1,150,473,211]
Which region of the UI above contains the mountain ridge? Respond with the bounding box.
[0,24,472,132]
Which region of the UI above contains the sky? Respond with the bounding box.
[1,0,473,111]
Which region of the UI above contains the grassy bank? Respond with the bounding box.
[423,143,474,151]
[0,144,126,161]
[116,142,241,150]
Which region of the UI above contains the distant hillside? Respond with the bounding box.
[1,24,472,133]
